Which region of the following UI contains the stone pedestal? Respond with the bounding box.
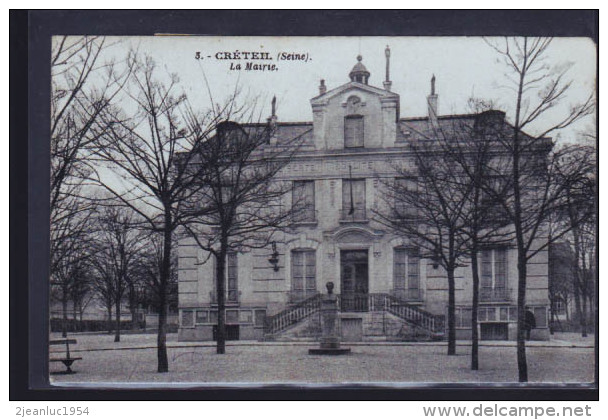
[309,282,351,355]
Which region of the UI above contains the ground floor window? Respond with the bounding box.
[455,306,517,328]
[455,307,472,329]
[181,310,195,328]
[393,248,420,300]
[291,249,316,301]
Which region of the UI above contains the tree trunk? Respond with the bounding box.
[107,304,113,334]
[470,247,480,370]
[549,298,555,335]
[156,209,172,373]
[130,285,138,330]
[447,267,456,356]
[62,286,69,338]
[581,291,588,337]
[216,241,228,354]
[114,299,121,342]
[516,251,528,382]
[573,278,583,334]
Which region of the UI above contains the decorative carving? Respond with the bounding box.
[336,231,371,243]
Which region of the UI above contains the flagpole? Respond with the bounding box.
[348,165,355,216]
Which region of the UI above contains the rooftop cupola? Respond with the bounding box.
[349,55,370,85]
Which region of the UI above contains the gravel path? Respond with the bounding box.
[50,333,595,386]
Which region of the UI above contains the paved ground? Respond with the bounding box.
[50,332,595,386]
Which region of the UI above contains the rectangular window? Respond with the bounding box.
[181,310,194,328]
[195,310,209,324]
[342,179,366,220]
[456,307,472,328]
[480,248,509,301]
[394,177,418,219]
[486,308,496,322]
[393,248,420,300]
[292,180,315,222]
[239,310,253,324]
[291,250,316,301]
[344,115,364,148]
[500,307,509,321]
[508,307,517,321]
[227,252,238,303]
[226,310,239,324]
[213,253,239,303]
[480,176,509,222]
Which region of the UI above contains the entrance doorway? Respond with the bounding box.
[340,250,369,312]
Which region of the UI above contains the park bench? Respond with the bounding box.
[49,338,82,374]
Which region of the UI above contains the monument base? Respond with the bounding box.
[308,347,351,355]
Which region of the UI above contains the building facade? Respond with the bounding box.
[177,49,551,342]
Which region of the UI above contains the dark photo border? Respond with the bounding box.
[11,9,599,401]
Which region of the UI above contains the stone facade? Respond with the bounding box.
[178,50,550,342]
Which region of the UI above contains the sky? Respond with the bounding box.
[92,35,597,144]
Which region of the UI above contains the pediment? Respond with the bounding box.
[311,81,399,106]
[327,226,384,243]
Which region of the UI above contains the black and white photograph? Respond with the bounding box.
[43,32,596,388]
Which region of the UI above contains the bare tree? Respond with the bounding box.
[374,109,512,362]
[89,55,221,372]
[132,233,179,329]
[484,37,594,382]
[558,145,596,337]
[50,207,96,337]
[374,136,471,356]
[433,108,514,370]
[50,36,130,290]
[69,263,95,323]
[183,103,306,354]
[91,205,148,342]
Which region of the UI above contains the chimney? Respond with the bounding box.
[383,45,392,92]
[319,79,327,95]
[427,74,438,130]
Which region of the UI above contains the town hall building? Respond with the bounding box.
[177,47,551,343]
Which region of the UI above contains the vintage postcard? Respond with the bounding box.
[48,35,596,387]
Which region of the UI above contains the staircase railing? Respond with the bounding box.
[264,293,322,335]
[378,293,445,334]
[264,292,444,336]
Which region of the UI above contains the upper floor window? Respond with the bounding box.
[341,179,366,220]
[394,177,418,219]
[344,115,364,148]
[292,180,316,223]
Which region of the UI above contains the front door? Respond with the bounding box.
[340,250,369,312]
